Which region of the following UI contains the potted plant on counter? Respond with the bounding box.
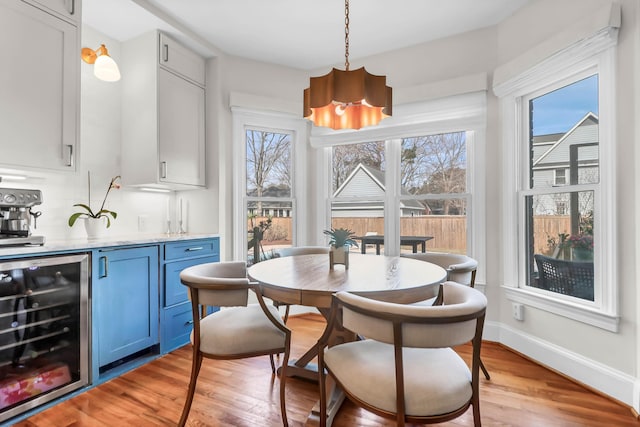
[68,173,121,239]
[324,227,359,269]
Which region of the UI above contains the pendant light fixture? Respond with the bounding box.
[304,0,392,130]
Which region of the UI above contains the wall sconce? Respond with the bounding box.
[81,44,121,82]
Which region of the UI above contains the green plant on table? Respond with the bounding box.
[323,228,359,249]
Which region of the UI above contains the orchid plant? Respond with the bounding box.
[68,173,121,228]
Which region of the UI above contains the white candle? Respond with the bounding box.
[178,198,183,222]
[166,198,170,221]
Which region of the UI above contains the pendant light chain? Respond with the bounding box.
[344,0,350,71]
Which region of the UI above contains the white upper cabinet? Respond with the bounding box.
[23,0,79,25]
[158,33,205,86]
[0,0,79,172]
[122,31,206,189]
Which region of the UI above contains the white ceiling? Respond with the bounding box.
[83,0,531,71]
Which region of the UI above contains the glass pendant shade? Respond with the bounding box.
[94,54,121,82]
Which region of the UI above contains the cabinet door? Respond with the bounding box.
[23,0,79,24]
[0,0,77,171]
[158,33,205,85]
[158,68,205,186]
[94,247,159,368]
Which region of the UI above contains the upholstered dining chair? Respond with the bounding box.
[317,281,487,427]
[400,252,490,380]
[178,261,291,427]
[274,246,330,322]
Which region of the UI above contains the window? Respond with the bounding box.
[495,31,618,331]
[525,75,598,301]
[232,107,308,264]
[329,133,473,256]
[313,91,485,281]
[245,129,293,264]
[554,168,567,186]
[400,132,469,254]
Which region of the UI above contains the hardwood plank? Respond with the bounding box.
[14,314,640,426]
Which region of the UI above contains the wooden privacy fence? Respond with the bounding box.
[251,215,572,255]
[332,216,467,252]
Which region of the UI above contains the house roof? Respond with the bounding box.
[333,163,426,211]
[533,112,599,167]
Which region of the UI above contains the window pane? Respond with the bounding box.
[401,198,467,254]
[530,75,599,189]
[246,130,292,197]
[401,132,466,196]
[332,142,385,194]
[526,191,594,301]
[330,201,383,254]
[247,201,293,265]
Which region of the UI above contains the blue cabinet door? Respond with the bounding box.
[93,246,159,368]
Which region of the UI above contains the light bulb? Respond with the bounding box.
[335,104,346,116]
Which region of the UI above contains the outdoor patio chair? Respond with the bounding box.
[534,254,594,301]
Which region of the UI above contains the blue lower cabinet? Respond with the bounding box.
[93,246,160,371]
[161,238,219,353]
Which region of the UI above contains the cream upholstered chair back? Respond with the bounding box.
[336,282,486,348]
[401,252,478,287]
[178,261,291,427]
[277,246,329,257]
[317,281,487,426]
[180,260,250,307]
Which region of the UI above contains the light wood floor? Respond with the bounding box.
[15,314,640,427]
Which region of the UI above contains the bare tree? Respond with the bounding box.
[332,142,385,191]
[246,130,291,204]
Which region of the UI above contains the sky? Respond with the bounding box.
[530,74,599,136]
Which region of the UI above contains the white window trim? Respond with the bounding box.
[231,107,308,261]
[494,27,619,331]
[316,92,486,283]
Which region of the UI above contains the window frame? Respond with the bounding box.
[495,35,619,331]
[232,108,308,262]
[313,92,486,283]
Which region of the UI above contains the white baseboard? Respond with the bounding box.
[486,321,636,411]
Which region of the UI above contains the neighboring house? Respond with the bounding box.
[247,185,292,217]
[531,112,599,215]
[331,163,428,217]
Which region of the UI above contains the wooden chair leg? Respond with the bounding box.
[480,358,490,380]
[269,354,276,373]
[283,305,290,324]
[179,352,203,427]
[279,344,291,426]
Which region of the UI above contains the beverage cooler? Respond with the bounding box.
[0,254,89,422]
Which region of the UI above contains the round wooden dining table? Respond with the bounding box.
[248,253,447,426]
[247,252,447,310]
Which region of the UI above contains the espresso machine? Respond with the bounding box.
[0,188,45,246]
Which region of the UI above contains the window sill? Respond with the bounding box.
[503,286,619,332]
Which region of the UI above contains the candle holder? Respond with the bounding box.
[166,220,172,235]
[178,220,186,234]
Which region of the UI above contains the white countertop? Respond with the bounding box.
[0,233,220,257]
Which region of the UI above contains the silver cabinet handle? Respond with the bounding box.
[65,145,73,167]
[99,256,108,278]
[69,0,75,15]
[163,44,169,62]
[186,247,204,252]
[160,161,167,178]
